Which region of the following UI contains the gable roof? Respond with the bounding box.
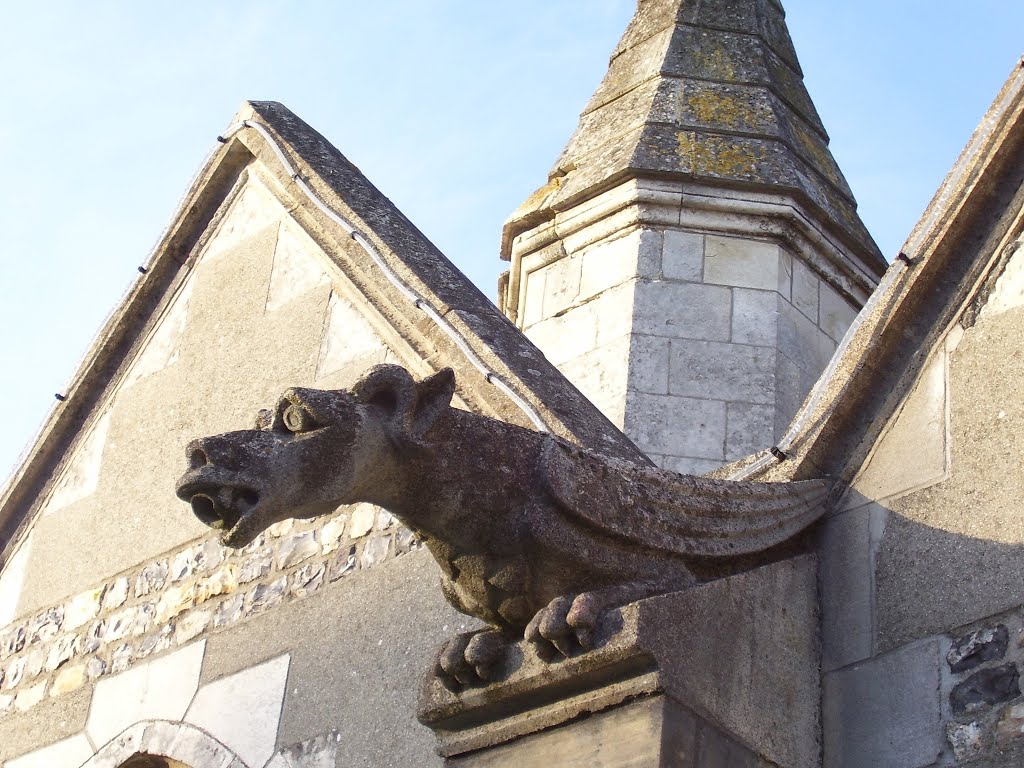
[718,58,1024,488]
[0,100,648,567]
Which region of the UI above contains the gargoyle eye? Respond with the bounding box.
[282,403,319,434]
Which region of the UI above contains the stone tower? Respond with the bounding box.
[499,0,886,474]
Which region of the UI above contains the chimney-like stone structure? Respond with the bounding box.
[500,0,886,473]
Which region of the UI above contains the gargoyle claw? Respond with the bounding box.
[435,629,506,691]
[526,594,599,660]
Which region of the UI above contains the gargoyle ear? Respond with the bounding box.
[411,368,456,439]
[350,365,454,448]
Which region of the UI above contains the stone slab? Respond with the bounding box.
[447,694,766,768]
[6,733,93,768]
[186,653,291,768]
[823,639,942,768]
[85,639,205,747]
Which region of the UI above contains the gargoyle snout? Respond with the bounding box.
[183,434,253,473]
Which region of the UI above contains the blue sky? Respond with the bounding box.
[1,1,1022,483]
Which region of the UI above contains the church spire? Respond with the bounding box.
[506,0,882,271]
[500,0,885,474]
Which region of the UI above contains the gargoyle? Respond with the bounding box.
[176,364,828,688]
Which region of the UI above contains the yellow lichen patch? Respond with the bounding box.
[687,90,761,131]
[694,48,736,81]
[677,132,763,178]
[791,122,843,186]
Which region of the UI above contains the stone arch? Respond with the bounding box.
[81,720,250,768]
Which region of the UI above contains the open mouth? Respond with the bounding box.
[187,485,260,533]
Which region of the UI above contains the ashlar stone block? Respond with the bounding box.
[731,287,779,347]
[86,639,206,748]
[704,235,784,293]
[6,734,93,768]
[792,258,820,323]
[627,334,671,396]
[725,402,774,460]
[632,281,731,342]
[524,307,599,367]
[823,639,942,768]
[624,391,726,461]
[669,340,776,405]
[540,251,584,319]
[819,281,858,343]
[778,298,836,376]
[662,230,704,282]
[185,653,291,768]
[559,335,632,426]
[579,230,650,301]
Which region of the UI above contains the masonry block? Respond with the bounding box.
[662,230,704,282]
[725,402,774,460]
[819,281,858,343]
[540,252,584,319]
[624,391,726,461]
[669,340,776,405]
[704,235,784,293]
[792,258,820,323]
[632,281,731,342]
[823,640,942,768]
[732,287,780,347]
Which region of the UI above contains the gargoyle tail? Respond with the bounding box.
[541,440,830,559]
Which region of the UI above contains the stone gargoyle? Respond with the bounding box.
[176,364,828,688]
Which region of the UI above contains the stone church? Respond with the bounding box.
[1,0,1022,766]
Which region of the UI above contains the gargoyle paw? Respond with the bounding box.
[525,593,599,660]
[435,629,505,691]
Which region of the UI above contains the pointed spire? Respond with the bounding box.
[508,0,883,270]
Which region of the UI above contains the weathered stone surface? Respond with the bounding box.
[348,503,377,539]
[63,588,102,631]
[951,665,1021,715]
[246,577,287,615]
[134,561,169,598]
[823,640,942,768]
[268,731,339,768]
[49,663,86,698]
[100,577,129,612]
[238,552,273,584]
[320,514,348,554]
[360,535,392,570]
[13,681,45,712]
[0,626,26,660]
[996,702,1024,747]
[276,531,319,570]
[949,625,1010,673]
[290,563,326,599]
[45,634,79,672]
[947,720,987,761]
[175,608,212,644]
[85,639,205,747]
[185,653,290,768]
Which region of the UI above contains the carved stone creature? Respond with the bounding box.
[176,365,828,688]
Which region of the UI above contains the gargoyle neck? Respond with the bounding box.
[363,408,548,538]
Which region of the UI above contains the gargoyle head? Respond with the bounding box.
[175,365,456,546]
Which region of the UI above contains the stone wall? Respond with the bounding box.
[512,178,863,474]
[0,503,408,721]
[820,237,1024,767]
